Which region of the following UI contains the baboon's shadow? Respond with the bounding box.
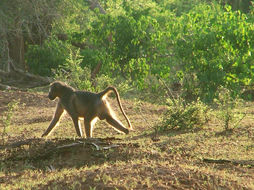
[1,137,138,173]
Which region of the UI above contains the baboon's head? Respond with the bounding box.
[48,81,63,100]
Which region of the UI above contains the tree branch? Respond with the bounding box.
[0,62,52,89]
[203,158,254,167]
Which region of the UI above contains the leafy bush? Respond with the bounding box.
[169,3,254,101]
[159,0,204,16]
[1,100,19,145]
[93,75,133,99]
[26,38,70,76]
[94,74,116,92]
[23,0,254,104]
[87,2,160,89]
[214,87,245,131]
[160,98,210,131]
[54,48,93,91]
[54,47,134,95]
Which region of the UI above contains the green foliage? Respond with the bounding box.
[26,38,70,76]
[214,87,245,131]
[93,74,131,94]
[160,98,210,131]
[22,0,254,102]
[94,74,115,92]
[159,0,204,16]
[86,1,161,88]
[124,58,150,89]
[169,3,254,101]
[1,100,19,145]
[54,48,93,91]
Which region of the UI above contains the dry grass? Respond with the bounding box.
[0,90,253,189]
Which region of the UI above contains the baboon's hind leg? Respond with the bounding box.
[83,117,98,138]
[105,115,129,134]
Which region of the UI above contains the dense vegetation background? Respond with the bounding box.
[0,0,254,102]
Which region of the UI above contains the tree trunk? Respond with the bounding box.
[8,34,27,70]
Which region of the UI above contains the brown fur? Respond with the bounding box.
[41,81,133,138]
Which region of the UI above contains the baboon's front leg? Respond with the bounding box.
[71,117,83,137]
[41,103,64,137]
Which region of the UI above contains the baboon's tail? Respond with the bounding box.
[98,86,133,130]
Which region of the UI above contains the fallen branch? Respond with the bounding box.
[57,142,83,149]
[0,137,129,151]
[0,62,52,89]
[203,158,231,164]
[0,83,15,90]
[90,142,101,150]
[203,158,254,167]
[56,140,120,151]
[101,144,120,150]
[0,138,41,149]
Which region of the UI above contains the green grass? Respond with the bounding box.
[0,90,253,189]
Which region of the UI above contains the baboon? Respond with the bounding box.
[41,81,133,138]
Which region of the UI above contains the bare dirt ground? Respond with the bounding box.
[0,90,253,189]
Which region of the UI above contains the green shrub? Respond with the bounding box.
[54,48,93,91]
[26,38,70,76]
[160,0,204,16]
[24,0,254,104]
[168,3,254,101]
[1,100,19,145]
[88,2,160,89]
[94,75,133,98]
[214,87,245,131]
[160,98,210,131]
[94,74,116,92]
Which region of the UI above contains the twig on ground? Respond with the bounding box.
[203,158,254,167]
